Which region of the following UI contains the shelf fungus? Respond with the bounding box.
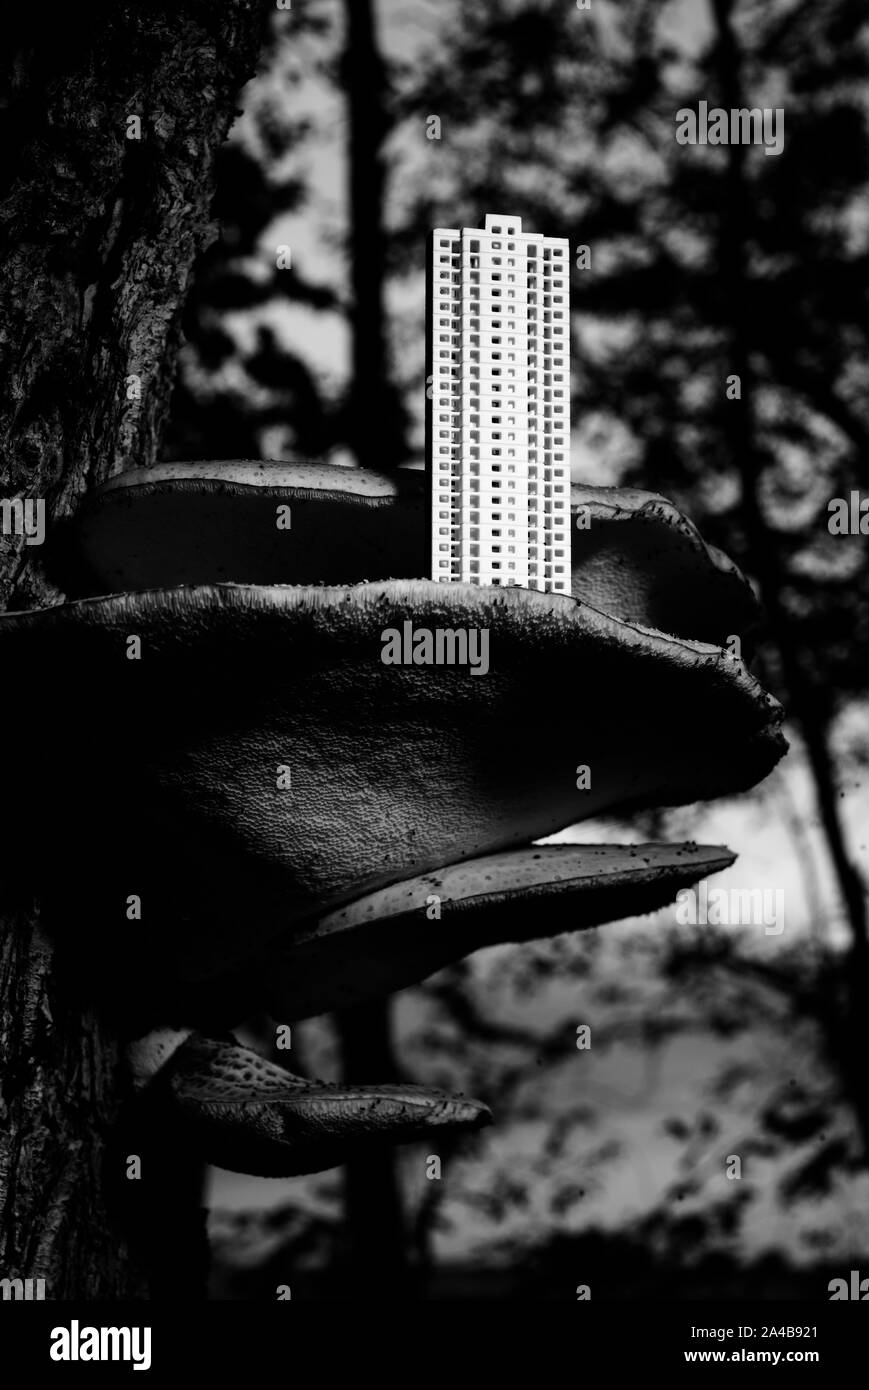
[257,841,738,1021]
[1,582,784,987]
[127,1031,490,1178]
[68,461,426,593]
[0,459,787,1177]
[70,460,760,653]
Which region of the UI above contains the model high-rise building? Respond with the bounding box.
[426,213,571,593]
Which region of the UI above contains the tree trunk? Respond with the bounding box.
[0,0,264,1298]
[337,0,411,1293]
[342,0,406,471]
[337,1002,411,1296]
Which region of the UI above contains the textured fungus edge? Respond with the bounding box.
[0,577,786,721]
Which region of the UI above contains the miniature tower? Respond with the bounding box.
[426,213,571,593]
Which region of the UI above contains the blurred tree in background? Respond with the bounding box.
[165,0,869,1296]
[163,0,409,468]
[162,3,339,462]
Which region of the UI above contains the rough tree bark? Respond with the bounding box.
[0,0,264,1299]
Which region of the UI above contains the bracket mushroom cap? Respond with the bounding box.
[1,581,784,988]
[69,459,759,647]
[258,840,737,1021]
[150,1033,491,1178]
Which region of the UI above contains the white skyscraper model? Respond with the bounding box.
[426,213,571,593]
